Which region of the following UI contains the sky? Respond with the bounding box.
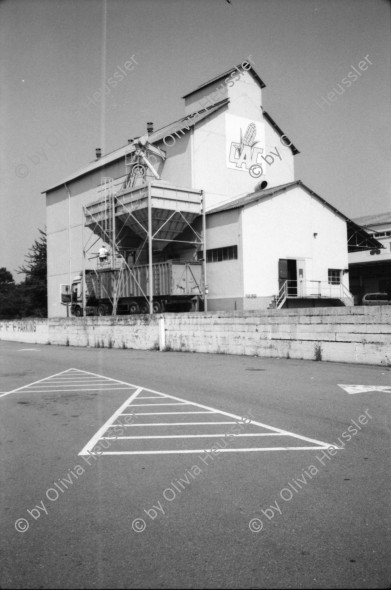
[1,0,390,279]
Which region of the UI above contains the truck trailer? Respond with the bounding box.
[70,260,203,316]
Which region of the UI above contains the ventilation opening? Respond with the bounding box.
[255,180,268,191]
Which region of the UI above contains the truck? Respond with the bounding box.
[70,260,203,316]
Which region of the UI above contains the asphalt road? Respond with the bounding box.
[0,341,390,589]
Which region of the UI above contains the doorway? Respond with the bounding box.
[279,259,297,296]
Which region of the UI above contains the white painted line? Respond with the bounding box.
[42,379,115,385]
[112,421,238,427]
[78,369,336,453]
[136,396,166,400]
[129,389,334,448]
[66,368,170,392]
[18,349,41,352]
[126,402,189,407]
[102,433,283,439]
[338,384,391,395]
[78,387,143,456]
[19,387,137,393]
[123,411,216,416]
[0,368,75,399]
[91,446,339,455]
[29,383,134,391]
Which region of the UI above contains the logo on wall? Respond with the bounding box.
[226,115,265,177]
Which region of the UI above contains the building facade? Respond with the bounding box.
[349,212,391,303]
[44,60,377,317]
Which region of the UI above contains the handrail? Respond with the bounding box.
[274,279,354,308]
[276,281,288,309]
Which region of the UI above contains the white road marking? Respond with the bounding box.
[102,433,283,439]
[27,384,131,388]
[113,421,238,427]
[127,402,189,406]
[18,349,41,352]
[18,387,136,393]
[78,368,336,455]
[338,384,391,395]
[78,387,143,456]
[96,447,338,455]
[136,396,165,400]
[0,368,75,399]
[0,368,138,399]
[128,411,216,416]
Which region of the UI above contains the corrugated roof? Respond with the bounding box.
[42,99,229,194]
[182,62,266,99]
[352,212,391,227]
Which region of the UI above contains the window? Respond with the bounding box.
[197,245,238,263]
[373,231,391,238]
[328,269,341,285]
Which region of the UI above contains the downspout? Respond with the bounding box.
[65,183,71,317]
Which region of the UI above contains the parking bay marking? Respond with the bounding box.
[0,367,138,399]
[78,369,336,456]
[338,384,391,395]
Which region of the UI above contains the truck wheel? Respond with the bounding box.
[97,304,107,316]
[139,301,149,314]
[152,301,161,313]
[74,307,83,317]
[129,301,140,315]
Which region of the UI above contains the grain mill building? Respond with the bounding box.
[43,60,379,317]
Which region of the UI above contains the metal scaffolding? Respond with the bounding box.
[80,149,206,316]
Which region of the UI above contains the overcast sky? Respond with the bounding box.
[1,0,390,278]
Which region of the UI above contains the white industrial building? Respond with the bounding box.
[349,212,391,303]
[43,60,379,317]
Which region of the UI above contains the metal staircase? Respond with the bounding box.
[270,280,354,309]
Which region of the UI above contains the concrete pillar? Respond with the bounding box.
[158,315,166,351]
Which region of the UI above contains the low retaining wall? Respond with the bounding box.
[164,307,391,365]
[0,307,390,365]
[0,319,49,344]
[48,315,160,350]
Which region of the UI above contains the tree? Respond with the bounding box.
[0,267,15,292]
[0,267,19,319]
[18,228,47,317]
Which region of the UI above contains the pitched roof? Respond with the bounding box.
[42,99,229,194]
[262,111,300,155]
[206,180,383,252]
[182,62,266,99]
[352,212,391,227]
[206,181,301,214]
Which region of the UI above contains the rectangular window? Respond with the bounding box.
[373,231,391,238]
[198,245,238,263]
[328,269,341,285]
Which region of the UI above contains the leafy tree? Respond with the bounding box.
[0,267,15,293]
[17,228,47,317]
[0,267,19,319]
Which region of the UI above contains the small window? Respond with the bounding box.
[328,269,341,285]
[205,245,238,263]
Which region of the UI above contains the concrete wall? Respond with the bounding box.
[0,319,49,344]
[1,307,390,366]
[164,307,391,365]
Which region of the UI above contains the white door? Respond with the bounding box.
[297,260,306,296]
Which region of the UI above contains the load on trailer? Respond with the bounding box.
[71,261,203,316]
